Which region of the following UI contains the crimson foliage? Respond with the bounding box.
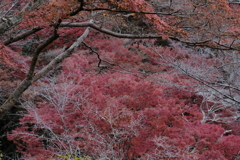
[8,37,240,160]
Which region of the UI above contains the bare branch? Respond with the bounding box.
[61,22,238,51]
[69,0,84,16]
[150,47,240,105]
[170,37,240,51]
[0,26,90,119]
[61,22,163,39]
[27,28,59,79]
[33,26,91,82]
[4,27,42,45]
[83,7,178,15]
[82,41,102,67]
[0,28,59,119]
[1,0,19,17]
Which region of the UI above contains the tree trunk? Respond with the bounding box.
[0,27,91,119]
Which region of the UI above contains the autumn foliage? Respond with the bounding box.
[1,0,240,159]
[5,36,240,159]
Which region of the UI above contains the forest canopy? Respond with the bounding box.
[0,0,240,159]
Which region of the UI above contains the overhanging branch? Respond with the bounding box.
[4,27,42,45]
[83,7,179,15]
[61,22,162,38]
[62,22,233,50]
[33,26,91,82]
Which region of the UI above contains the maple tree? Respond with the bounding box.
[6,43,240,159]
[1,0,240,159]
[1,0,240,116]
[6,40,240,159]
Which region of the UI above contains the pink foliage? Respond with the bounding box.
[8,42,240,159]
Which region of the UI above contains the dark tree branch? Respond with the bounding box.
[0,20,61,119]
[69,0,84,16]
[0,2,89,119]
[61,22,240,50]
[62,22,237,50]
[83,7,179,15]
[0,23,90,119]
[82,41,102,68]
[27,27,60,79]
[170,37,240,51]
[61,22,163,39]
[3,0,85,46]
[4,27,42,45]
[33,26,91,82]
